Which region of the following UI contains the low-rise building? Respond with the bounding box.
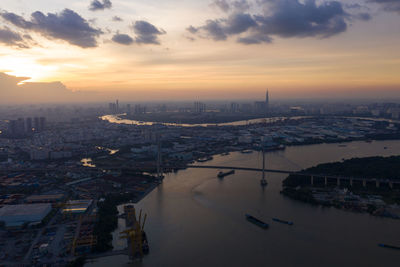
[0,203,52,228]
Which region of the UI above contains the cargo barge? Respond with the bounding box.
[218,170,235,178]
[245,214,269,229]
[378,244,400,250]
[272,218,294,225]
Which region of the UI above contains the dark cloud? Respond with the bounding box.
[0,11,34,28]
[254,0,348,38]
[112,33,134,45]
[189,13,256,41]
[368,0,400,13]
[201,19,227,40]
[211,0,250,12]
[89,0,112,11]
[355,12,372,20]
[131,21,166,45]
[186,25,199,34]
[213,0,231,12]
[0,27,29,48]
[188,0,370,45]
[112,16,123,22]
[0,9,102,48]
[225,13,256,34]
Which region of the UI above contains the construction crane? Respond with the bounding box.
[120,205,148,259]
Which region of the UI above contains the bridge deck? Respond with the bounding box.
[186,165,400,184]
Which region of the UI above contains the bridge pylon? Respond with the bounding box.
[260,149,267,187]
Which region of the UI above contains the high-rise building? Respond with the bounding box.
[230,102,240,113]
[266,90,269,107]
[194,102,206,114]
[8,118,25,137]
[134,105,146,114]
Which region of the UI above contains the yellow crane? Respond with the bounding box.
[120,206,148,259]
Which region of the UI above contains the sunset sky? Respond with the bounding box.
[0,0,400,102]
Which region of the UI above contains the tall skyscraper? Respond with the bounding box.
[266,90,269,107]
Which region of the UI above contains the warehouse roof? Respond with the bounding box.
[0,203,51,217]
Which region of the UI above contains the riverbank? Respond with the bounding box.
[281,156,400,219]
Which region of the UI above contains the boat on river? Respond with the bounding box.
[218,170,235,178]
[272,218,294,225]
[378,243,400,250]
[197,156,213,162]
[245,214,269,229]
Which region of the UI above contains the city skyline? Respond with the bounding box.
[1,0,400,103]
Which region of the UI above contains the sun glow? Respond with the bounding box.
[0,56,57,83]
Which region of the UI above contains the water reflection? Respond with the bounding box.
[100,114,306,127]
[81,158,96,168]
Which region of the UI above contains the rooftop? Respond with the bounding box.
[0,203,52,217]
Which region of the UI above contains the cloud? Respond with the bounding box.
[186,25,199,34]
[237,34,272,44]
[188,0,370,45]
[212,0,231,12]
[345,3,363,9]
[188,13,256,41]
[0,72,91,103]
[89,0,112,11]
[200,19,227,40]
[368,0,400,13]
[131,20,166,45]
[112,16,123,22]
[354,12,372,20]
[0,9,102,48]
[112,33,134,45]
[254,0,348,38]
[0,27,29,48]
[211,0,251,12]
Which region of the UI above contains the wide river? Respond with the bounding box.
[87,140,400,267]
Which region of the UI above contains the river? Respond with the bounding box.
[100,114,307,127]
[86,140,400,267]
[100,114,399,128]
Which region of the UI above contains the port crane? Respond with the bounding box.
[120,206,148,259]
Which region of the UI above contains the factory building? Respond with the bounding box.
[62,199,93,215]
[0,203,52,228]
